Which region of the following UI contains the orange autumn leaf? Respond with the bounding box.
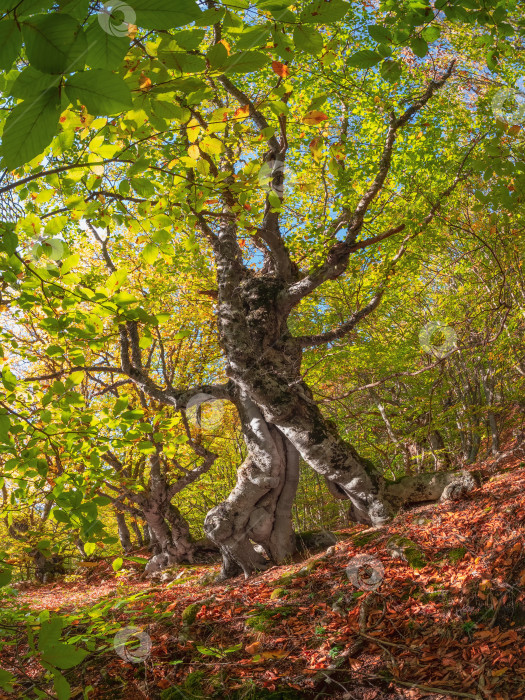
[245,641,262,655]
[234,105,250,119]
[219,39,231,54]
[271,61,289,78]
[139,73,152,91]
[302,110,329,125]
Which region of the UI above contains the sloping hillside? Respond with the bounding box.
[3,445,525,700]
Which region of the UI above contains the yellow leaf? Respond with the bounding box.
[492,668,508,677]
[188,144,200,159]
[187,118,201,142]
[262,650,288,659]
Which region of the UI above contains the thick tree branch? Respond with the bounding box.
[284,62,457,309]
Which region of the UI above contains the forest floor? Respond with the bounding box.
[3,447,525,700]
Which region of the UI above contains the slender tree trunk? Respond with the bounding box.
[115,510,133,552]
[428,430,451,470]
[130,519,144,548]
[143,523,152,547]
[75,537,86,558]
[204,391,300,579]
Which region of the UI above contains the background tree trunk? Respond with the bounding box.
[115,510,133,552]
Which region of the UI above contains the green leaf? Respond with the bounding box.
[83,542,96,556]
[381,59,402,82]
[0,91,61,169]
[293,25,324,55]
[0,668,16,692]
[367,24,392,44]
[159,50,206,74]
[9,66,62,100]
[1,367,17,391]
[347,50,382,68]
[85,20,130,70]
[422,25,441,42]
[300,0,349,23]
[38,617,64,651]
[133,0,202,29]
[0,565,12,588]
[65,70,132,115]
[0,19,21,69]
[235,25,270,50]
[224,51,270,73]
[60,253,80,275]
[142,243,158,265]
[170,29,206,50]
[42,643,88,669]
[112,557,123,571]
[0,414,10,442]
[22,13,87,74]
[207,42,229,70]
[53,671,71,700]
[52,509,71,524]
[411,36,428,57]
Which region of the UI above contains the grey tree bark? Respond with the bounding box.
[115,509,133,552]
[129,519,144,548]
[204,390,300,579]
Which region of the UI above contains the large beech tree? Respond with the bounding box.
[0,0,524,578]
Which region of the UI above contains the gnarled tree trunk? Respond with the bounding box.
[204,391,300,579]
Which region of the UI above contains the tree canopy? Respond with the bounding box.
[0,0,525,696]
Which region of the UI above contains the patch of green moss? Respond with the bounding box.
[447,547,467,564]
[387,535,427,569]
[352,530,381,547]
[270,587,287,600]
[245,604,295,632]
[181,602,200,626]
[276,573,294,586]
